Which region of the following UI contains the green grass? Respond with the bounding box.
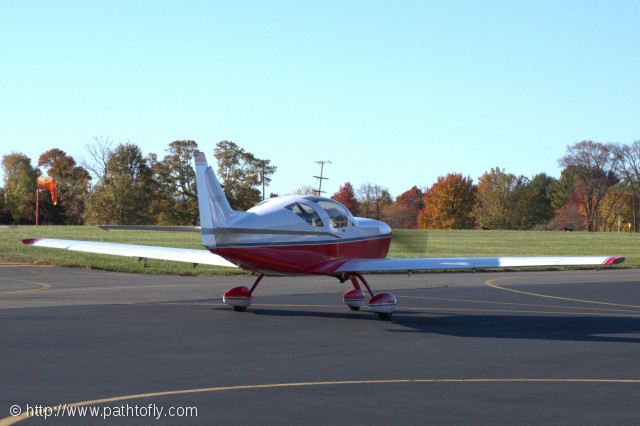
[390,229,639,265]
[0,226,637,276]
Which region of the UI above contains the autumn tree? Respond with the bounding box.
[559,141,620,231]
[598,184,630,231]
[381,203,412,229]
[214,140,276,210]
[418,174,475,229]
[551,192,584,231]
[150,140,199,225]
[612,141,640,231]
[382,186,424,229]
[548,168,581,230]
[331,182,359,215]
[473,167,541,230]
[1,152,37,224]
[37,148,90,224]
[84,143,153,224]
[357,183,392,220]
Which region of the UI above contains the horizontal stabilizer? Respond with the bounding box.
[98,225,201,233]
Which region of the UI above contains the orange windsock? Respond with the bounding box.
[37,177,57,205]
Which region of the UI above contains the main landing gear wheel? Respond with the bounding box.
[342,273,397,320]
[223,286,252,311]
[222,274,265,312]
[368,292,397,320]
[343,289,366,311]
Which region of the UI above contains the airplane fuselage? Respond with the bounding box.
[203,195,392,275]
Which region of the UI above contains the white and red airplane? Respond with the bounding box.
[23,151,625,319]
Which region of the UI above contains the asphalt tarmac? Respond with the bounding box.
[1,263,640,425]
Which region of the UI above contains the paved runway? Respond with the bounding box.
[1,264,640,425]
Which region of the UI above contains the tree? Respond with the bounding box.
[392,186,424,229]
[331,182,359,215]
[381,203,414,229]
[357,183,392,220]
[292,185,318,196]
[473,167,539,230]
[84,143,153,224]
[418,174,475,229]
[82,136,114,187]
[559,141,620,231]
[0,187,11,224]
[548,167,576,213]
[551,192,584,231]
[214,141,276,210]
[151,140,199,225]
[598,184,630,231]
[37,148,90,224]
[612,141,640,231]
[1,152,37,224]
[526,173,557,227]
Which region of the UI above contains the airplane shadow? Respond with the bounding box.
[214,307,640,344]
[393,310,640,343]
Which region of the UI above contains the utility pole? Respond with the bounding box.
[314,160,331,196]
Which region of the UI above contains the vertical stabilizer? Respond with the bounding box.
[194,151,234,247]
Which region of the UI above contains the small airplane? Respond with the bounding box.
[23,151,625,319]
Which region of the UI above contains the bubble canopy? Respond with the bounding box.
[285,196,351,228]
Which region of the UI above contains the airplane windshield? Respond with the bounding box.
[315,200,349,228]
[286,203,324,227]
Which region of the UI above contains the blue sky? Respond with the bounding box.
[1,0,639,198]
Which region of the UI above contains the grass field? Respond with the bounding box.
[0,226,637,276]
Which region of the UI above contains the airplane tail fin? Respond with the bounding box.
[194,151,235,247]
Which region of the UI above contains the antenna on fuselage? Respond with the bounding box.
[314,160,331,196]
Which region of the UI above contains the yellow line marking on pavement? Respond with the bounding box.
[485,278,640,309]
[0,277,52,295]
[2,378,639,425]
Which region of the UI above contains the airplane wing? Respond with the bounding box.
[21,238,237,268]
[335,255,625,273]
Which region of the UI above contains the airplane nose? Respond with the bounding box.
[378,221,391,235]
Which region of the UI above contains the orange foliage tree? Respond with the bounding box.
[383,186,423,229]
[418,173,476,229]
[332,182,359,215]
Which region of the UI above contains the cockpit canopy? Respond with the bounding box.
[286,202,324,227]
[286,196,351,228]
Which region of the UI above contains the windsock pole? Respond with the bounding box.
[35,187,39,226]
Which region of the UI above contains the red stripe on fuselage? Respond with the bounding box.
[210,236,391,275]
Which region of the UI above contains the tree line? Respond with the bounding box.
[1,139,639,231]
[0,139,275,226]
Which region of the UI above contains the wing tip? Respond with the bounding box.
[603,256,625,265]
[22,238,41,245]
